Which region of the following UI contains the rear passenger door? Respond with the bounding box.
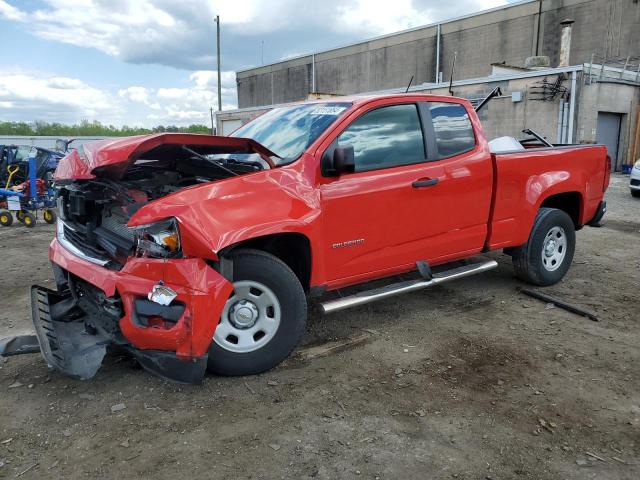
[319,100,492,285]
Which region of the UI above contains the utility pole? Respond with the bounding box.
[215,15,222,112]
[210,107,215,135]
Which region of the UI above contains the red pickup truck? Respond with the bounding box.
[19,94,610,383]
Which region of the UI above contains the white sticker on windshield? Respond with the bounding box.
[309,106,347,116]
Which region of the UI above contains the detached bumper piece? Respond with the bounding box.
[29,283,208,384]
[0,335,40,357]
[30,286,109,380]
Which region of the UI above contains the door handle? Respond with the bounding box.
[412,178,439,188]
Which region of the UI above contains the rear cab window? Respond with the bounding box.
[423,102,476,159]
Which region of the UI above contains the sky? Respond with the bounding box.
[0,0,516,127]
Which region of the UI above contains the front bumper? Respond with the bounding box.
[32,238,233,383]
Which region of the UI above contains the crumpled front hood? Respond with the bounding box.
[126,156,320,260]
[54,133,278,181]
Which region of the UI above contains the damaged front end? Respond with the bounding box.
[1,135,276,383]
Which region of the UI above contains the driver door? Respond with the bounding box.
[319,99,491,286]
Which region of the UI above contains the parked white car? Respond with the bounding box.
[631,160,640,198]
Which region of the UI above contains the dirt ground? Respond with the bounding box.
[0,174,638,479]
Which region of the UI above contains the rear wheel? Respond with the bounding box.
[512,207,575,286]
[22,212,36,228]
[207,249,307,376]
[0,211,12,227]
[631,189,640,198]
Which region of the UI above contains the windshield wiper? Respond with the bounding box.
[181,146,239,177]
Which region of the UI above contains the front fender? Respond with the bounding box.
[128,166,321,259]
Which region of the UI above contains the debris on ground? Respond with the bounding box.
[110,403,126,413]
[585,451,606,462]
[517,288,599,321]
[297,333,370,360]
[15,462,38,477]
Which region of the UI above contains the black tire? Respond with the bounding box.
[22,212,36,228]
[16,210,26,223]
[631,189,640,198]
[43,209,56,224]
[511,207,575,286]
[0,210,12,227]
[207,249,307,376]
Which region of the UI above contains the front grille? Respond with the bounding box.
[57,220,110,267]
[101,210,135,242]
[63,224,109,260]
[631,179,640,186]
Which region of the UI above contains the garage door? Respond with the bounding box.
[596,112,622,171]
[221,119,242,136]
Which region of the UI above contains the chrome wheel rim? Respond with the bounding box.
[214,280,281,353]
[541,226,567,272]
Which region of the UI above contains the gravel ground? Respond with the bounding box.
[0,174,638,479]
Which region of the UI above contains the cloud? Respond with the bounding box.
[0,69,237,127]
[0,0,25,21]
[0,71,118,122]
[118,86,152,105]
[1,0,509,71]
[189,70,236,90]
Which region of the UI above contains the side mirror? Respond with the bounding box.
[322,145,355,176]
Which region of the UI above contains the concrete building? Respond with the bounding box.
[235,0,639,108]
[219,0,640,169]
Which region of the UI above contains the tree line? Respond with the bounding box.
[0,120,211,137]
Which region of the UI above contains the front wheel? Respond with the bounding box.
[512,207,576,286]
[631,189,640,198]
[207,249,307,376]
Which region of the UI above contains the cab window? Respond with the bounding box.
[337,104,425,172]
[426,102,476,159]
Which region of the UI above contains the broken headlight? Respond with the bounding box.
[133,218,181,258]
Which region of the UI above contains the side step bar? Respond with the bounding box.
[319,259,498,314]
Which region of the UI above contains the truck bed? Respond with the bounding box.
[487,144,609,250]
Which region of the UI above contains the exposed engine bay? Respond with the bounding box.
[56,144,269,269]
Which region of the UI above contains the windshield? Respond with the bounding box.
[231,102,351,164]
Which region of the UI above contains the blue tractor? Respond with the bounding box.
[0,144,64,227]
